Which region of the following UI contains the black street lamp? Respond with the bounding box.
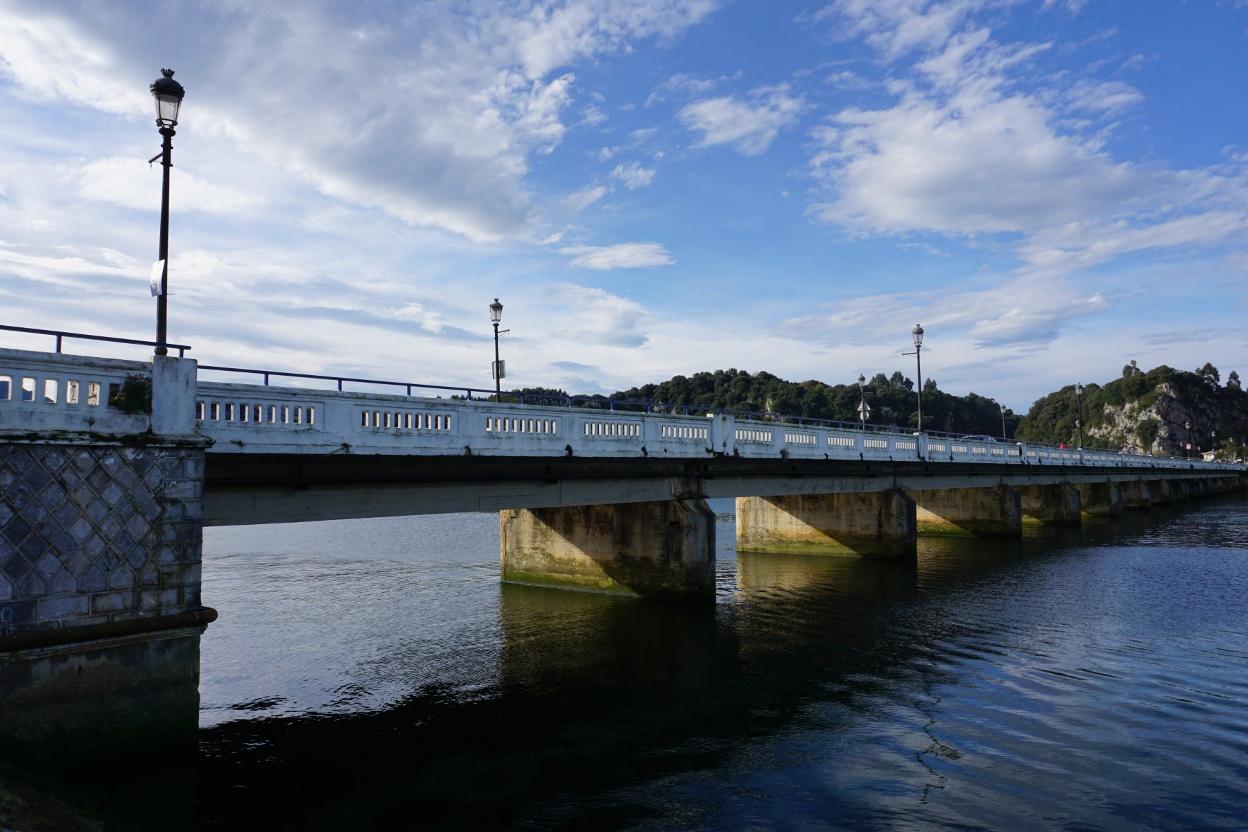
[857,374,869,431]
[902,324,924,432]
[1184,419,1192,459]
[489,298,504,398]
[149,68,185,357]
[1075,382,1084,449]
[1211,429,1217,457]
[1000,403,1008,441]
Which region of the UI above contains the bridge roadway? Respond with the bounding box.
[0,347,1244,754]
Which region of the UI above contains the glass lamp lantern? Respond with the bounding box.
[150,68,185,128]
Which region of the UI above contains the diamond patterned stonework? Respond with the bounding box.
[0,442,205,635]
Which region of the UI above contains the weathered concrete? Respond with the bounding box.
[1018,483,1082,526]
[499,498,715,601]
[1150,479,1176,505]
[735,490,916,559]
[914,485,1022,538]
[0,439,212,754]
[0,628,203,757]
[1077,481,1123,518]
[1119,480,1152,510]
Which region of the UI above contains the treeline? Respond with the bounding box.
[515,368,1019,436]
[1017,362,1247,452]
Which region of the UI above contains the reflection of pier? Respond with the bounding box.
[1,342,1245,754]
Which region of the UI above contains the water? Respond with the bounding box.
[12,497,1248,830]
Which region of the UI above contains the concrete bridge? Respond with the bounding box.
[1,345,1243,753]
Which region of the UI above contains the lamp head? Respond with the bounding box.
[489,297,503,323]
[911,323,924,347]
[150,68,185,128]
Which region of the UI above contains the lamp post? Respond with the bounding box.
[489,298,504,398]
[857,374,869,431]
[149,69,185,357]
[902,324,924,432]
[1075,383,1084,449]
[1185,419,1192,459]
[1211,429,1217,458]
[1000,403,1008,441]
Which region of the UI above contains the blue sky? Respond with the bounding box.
[0,0,1245,410]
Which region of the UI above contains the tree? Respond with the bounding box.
[1198,362,1220,385]
[1228,370,1241,390]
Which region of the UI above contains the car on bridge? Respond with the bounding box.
[959,434,1002,443]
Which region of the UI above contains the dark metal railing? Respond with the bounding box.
[198,364,498,400]
[0,324,191,357]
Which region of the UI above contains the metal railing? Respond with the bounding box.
[0,324,191,357]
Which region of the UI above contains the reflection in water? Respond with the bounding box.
[1,495,1246,830]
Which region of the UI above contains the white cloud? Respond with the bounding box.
[1064,79,1144,116]
[645,72,717,107]
[391,303,447,333]
[565,184,609,212]
[814,0,992,59]
[806,9,1248,284]
[546,283,651,347]
[560,242,675,269]
[611,161,656,189]
[78,157,252,214]
[679,84,803,156]
[777,275,1108,348]
[0,1,720,242]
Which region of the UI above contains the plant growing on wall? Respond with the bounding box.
[109,374,153,415]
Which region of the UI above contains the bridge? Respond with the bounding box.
[0,337,1243,753]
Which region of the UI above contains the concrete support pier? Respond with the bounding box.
[1077,481,1123,518]
[500,499,715,601]
[0,439,213,755]
[1018,483,1082,526]
[1119,480,1152,510]
[735,490,916,559]
[914,485,1022,538]
[1150,479,1176,505]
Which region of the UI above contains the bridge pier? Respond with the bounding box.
[913,485,1022,538]
[0,438,213,755]
[1076,481,1122,518]
[1119,480,1152,510]
[734,490,916,559]
[499,498,716,601]
[1018,483,1082,526]
[1150,479,1177,505]
[0,356,213,756]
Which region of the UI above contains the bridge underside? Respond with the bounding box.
[201,454,1235,526]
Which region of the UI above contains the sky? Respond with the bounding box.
[0,0,1245,411]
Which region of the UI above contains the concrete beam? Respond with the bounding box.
[499,499,715,602]
[1076,481,1123,518]
[913,485,1022,538]
[735,490,916,559]
[1018,483,1082,526]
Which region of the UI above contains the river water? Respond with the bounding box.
[18,496,1248,830]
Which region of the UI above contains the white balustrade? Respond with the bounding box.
[1,348,1242,473]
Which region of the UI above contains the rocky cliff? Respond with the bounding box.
[1017,364,1247,457]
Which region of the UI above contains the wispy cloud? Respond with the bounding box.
[560,242,675,270]
[679,84,803,156]
[611,161,657,189]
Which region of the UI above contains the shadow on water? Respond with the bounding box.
[3,491,1246,830]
